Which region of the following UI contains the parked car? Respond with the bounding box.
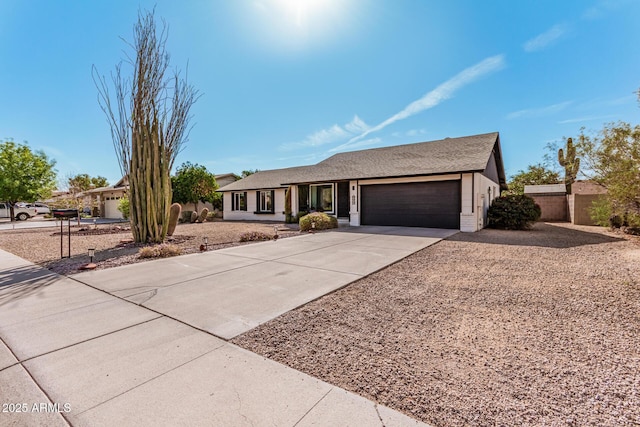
[0,202,38,220]
[26,202,50,215]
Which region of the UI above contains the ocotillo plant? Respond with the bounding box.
[94,10,199,243]
[558,137,580,194]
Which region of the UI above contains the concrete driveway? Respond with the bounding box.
[1,227,451,426]
[73,226,457,339]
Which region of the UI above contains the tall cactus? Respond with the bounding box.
[284,186,292,223]
[558,137,580,194]
[197,208,209,223]
[167,203,181,236]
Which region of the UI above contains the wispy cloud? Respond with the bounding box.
[523,24,567,52]
[557,114,616,124]
[506,101,573,120]
[582,0,634,20]
[280,115,369,150]
[347,54,506,145]
[328,137,382,153]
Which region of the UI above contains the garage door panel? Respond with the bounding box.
[361,181,460,229]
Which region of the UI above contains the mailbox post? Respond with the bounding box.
[52,209,79,259]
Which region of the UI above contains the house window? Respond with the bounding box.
[256,190,274,213]
[310,184,333,213]
[231,192,247,211]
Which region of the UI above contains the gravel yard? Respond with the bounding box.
[233,223,640,426]
[0,220,298,274]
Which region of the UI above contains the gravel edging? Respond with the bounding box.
[0,220,300,275]
[232,223,640,426]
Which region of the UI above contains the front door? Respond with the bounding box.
[337,181,350,219]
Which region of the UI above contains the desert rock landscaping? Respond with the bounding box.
[233,223,640,426]
[0,220,298,275]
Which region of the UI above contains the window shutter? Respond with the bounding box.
[231,193,235,211]
[270,190,275,213]
[242,192,247,211]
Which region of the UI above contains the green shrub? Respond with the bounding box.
[295,210,309,222]
[487,194,541,230]
[117,197,130,219]
[589,197,612,227]
[179,210,193,223]
[239,231,272,242]
[299,212,338,232]
[138,244,182,259]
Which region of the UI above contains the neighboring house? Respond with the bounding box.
[177,173,240,214]
[215,173,241,189]
[218,132,507,232]
[81,176,129,219]
[82,173,240,219]
[524,180,607,225]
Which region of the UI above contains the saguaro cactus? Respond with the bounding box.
[558,137,580,194]
[167,203,181,236]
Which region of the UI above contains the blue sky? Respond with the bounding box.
[1,1,639,186]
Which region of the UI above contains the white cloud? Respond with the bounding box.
[581,0,634,20]
[557,114,616,124]
[506,101,573,120]
[280,115,369,150]
[523,24,567,52]
[405,129,427,137]
[347,54,506,145]
[328,137,382,153]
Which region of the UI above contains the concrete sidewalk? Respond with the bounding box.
[0,227,449,426]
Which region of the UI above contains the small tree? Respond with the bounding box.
[0,139,57,221]
[241,169,259,178]
[117,197,130,219]
[67,173,109,222]
[507,164,561,195]
[574,122,640,228]
[171,162,218,212]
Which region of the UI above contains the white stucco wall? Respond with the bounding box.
[460,173,500,232]
[223,189,286,222]
[349,180,360,226]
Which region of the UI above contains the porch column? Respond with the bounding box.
[349,180,360,226]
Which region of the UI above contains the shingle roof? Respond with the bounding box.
[219,132,504,191]
[218,166,312,191]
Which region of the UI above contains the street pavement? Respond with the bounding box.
[0,226,454,426]
[0,217,127,231]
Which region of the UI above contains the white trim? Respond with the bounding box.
[358,174,462,186]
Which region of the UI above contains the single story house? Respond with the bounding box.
[215,173,241,189]
[218,132,507,232]
[80,173,240,219]
[81,176,129,219]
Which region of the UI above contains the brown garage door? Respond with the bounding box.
[360,180,461,229]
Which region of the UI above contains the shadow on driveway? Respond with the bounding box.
[447,222,625,248]
[0,265,59,307]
